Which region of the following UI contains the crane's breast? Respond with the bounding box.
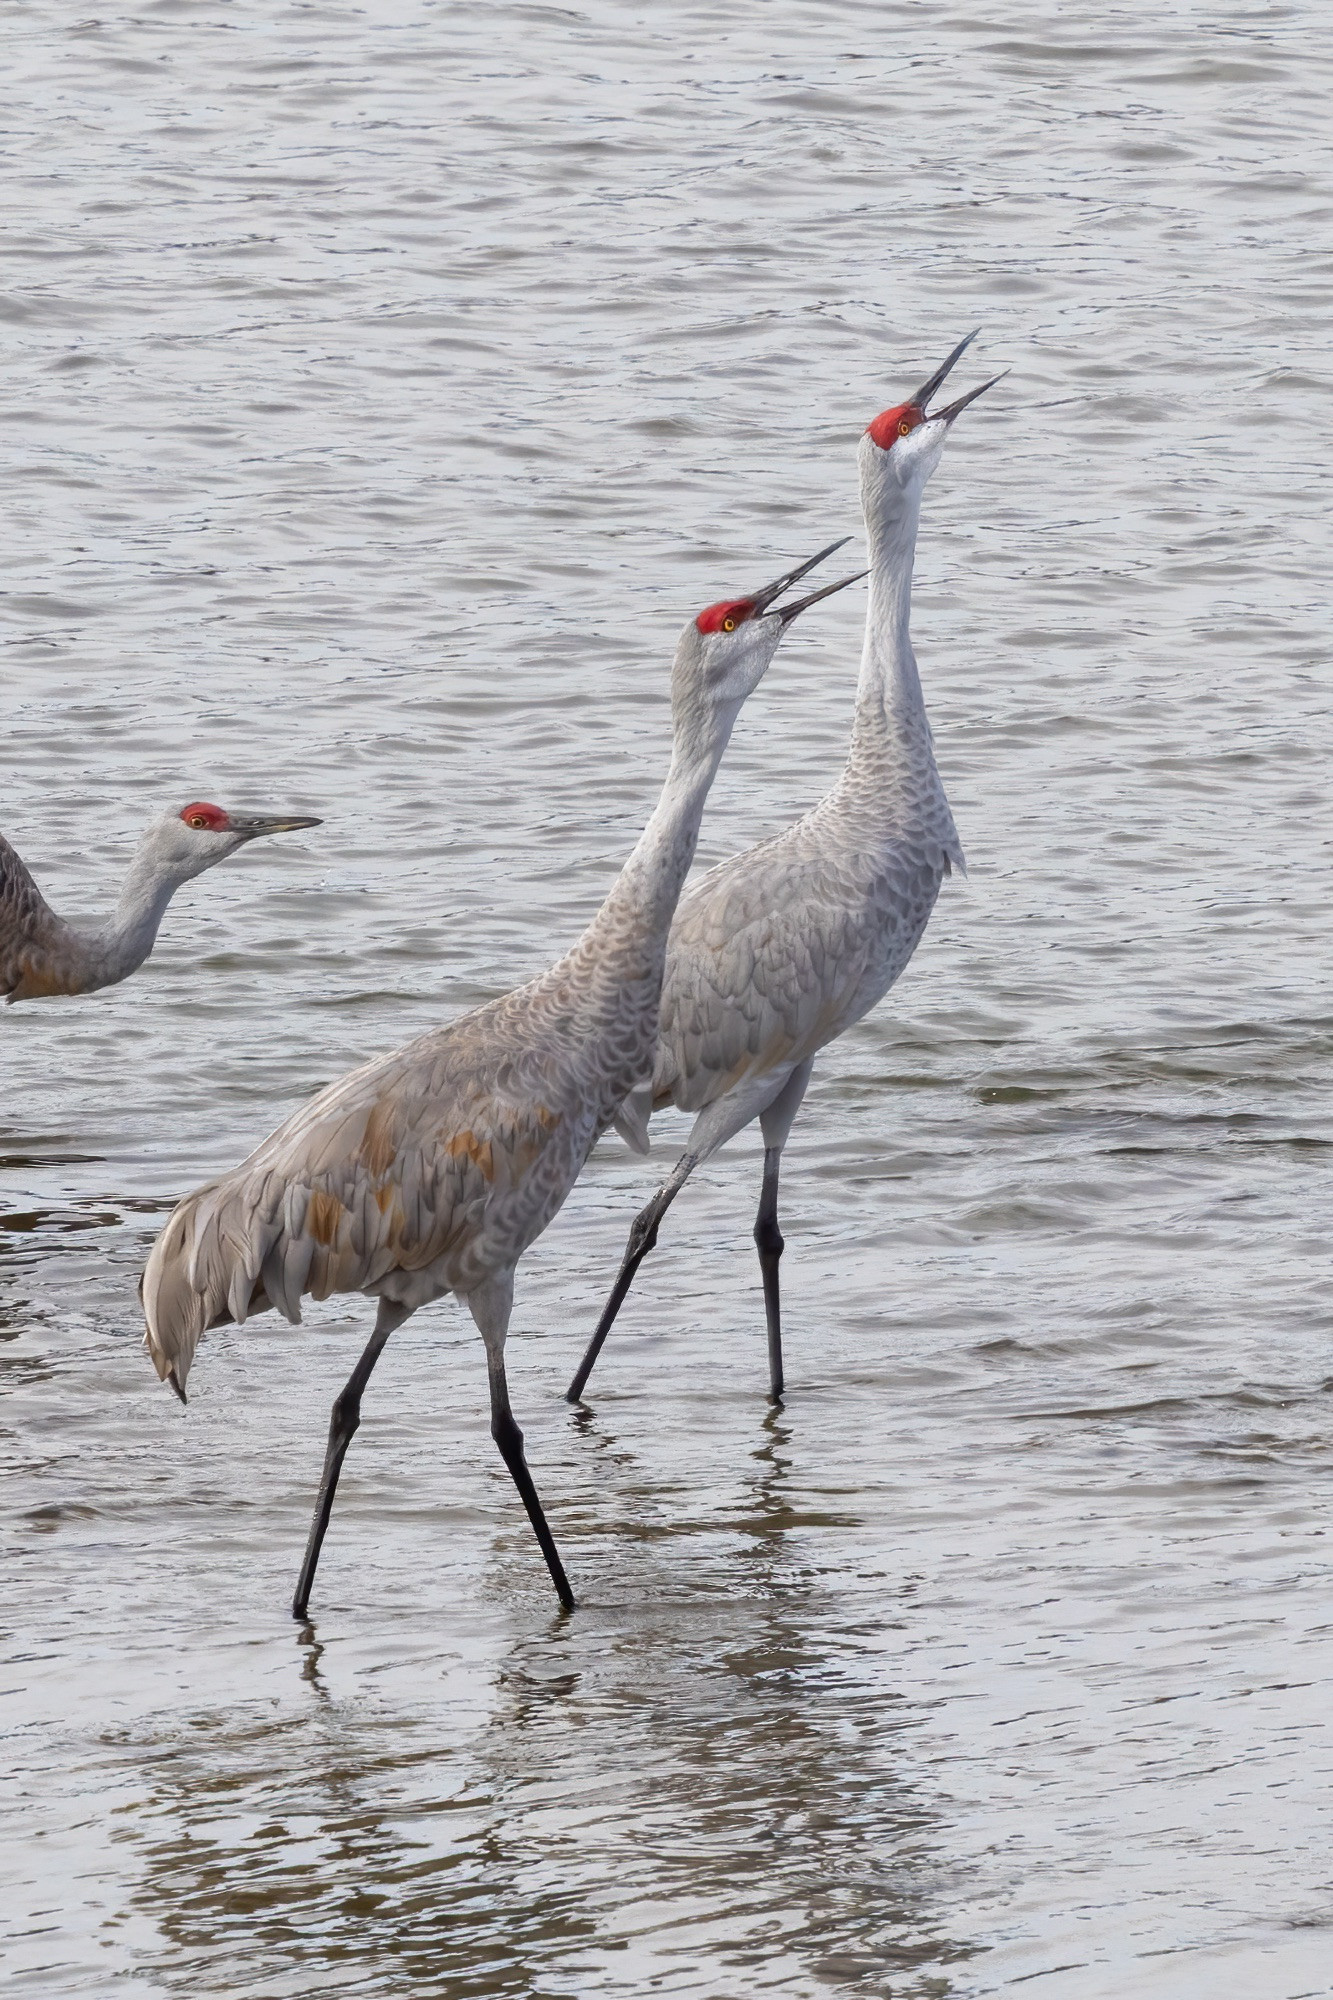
[655,839,950,1111]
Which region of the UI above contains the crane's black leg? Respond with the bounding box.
[565,1151,698,1403]
[754,1145,785,1404]
[489,1363,575,1611]
[292,1297,410,1620]
[751,1058,813,1404]
[467,1274,574,1610]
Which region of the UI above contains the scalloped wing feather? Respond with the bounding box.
[611,1082,653,1155]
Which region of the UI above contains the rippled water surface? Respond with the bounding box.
[4,3,1332,1994]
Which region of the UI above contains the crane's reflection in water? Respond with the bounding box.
[117,1407,972,1998]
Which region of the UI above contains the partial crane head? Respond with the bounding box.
[675,539,866,723]
[860,330,1005,501]
[141,802,324,883]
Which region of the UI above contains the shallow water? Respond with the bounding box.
[3,2,1333,1994]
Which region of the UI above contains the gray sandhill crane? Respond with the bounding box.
[1,803,322,1004]
[141,545,863,1617]
[567,334,1001,1407]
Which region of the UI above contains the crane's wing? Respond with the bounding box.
[142,1010,587,1394]
[654,842,940,1111]
[0,832,86,1002]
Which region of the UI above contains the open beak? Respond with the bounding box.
[910,331,1006,425]
[749,536,851,616]
[776,568,868,625]
[227,813,323,841]
[933,371,1007,424]
[912,330,979,409]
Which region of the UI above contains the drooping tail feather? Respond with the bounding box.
[141,1176,289,1394]
[141,1197,217,1394]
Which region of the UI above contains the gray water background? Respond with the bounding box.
[3,2,1332,1994]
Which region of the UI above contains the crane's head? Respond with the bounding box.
[142,802,324,880]
[673,539,865,731]
[859,331,1004,510]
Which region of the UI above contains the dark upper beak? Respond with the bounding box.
[910,331,1006,424]
[912,330,979,410]
[228,813,323,840]
[775,568,868,625]
[749,536,851,616]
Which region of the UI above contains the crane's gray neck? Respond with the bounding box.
[574,705,741,991]
[848,490,927,764]
[833,477,963,872]
[90,844,192,986]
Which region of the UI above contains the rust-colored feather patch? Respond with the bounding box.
[307,1187,345,1246]
[13,956,81,1001]
[359,1099,398,1178]
[445,1129,495,1181]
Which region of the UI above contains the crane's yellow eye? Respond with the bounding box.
[188,815,209,828]
[722,616,736,632]
[898,419,912,437]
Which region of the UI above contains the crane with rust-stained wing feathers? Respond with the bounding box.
[141,544,863,1618]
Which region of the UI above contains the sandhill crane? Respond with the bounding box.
[1,803,322,1004]
[141,545,863,1617]
[566,335,1001,1407]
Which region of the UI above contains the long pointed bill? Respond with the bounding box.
[749,535,852,615]
[227,813,324,840]
[934,370,1008,425]
[775,568,868,625]
[912,329,979,410]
